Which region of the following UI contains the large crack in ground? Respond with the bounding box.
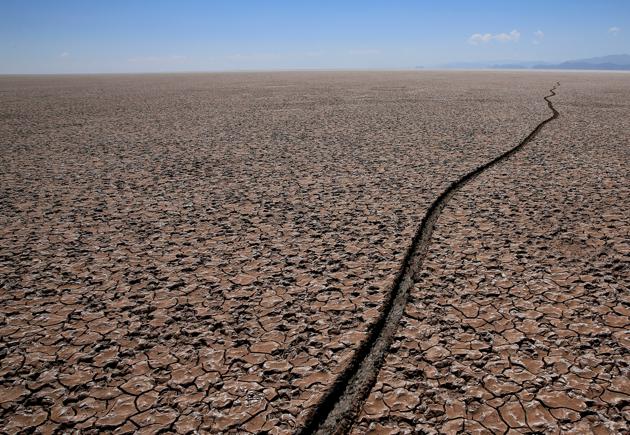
[299,83,560,435]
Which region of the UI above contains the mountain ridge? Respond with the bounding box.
[532,54,630,70]
[441,54,630,71]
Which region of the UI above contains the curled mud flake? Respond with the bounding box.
[230,274,257,286]
[0,384,28,404]
[120,376,155,395]
[362,391,390,417]
[4,407,48,432]
[95,395,138,428]
[536,389,587,412]
[499,399,528,429]
[250,341,281,354]
[382,388,420,412]
[131,407,179,429]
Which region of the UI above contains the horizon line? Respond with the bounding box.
[3,67,630,77]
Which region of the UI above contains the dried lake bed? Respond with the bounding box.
[1,71,628,433]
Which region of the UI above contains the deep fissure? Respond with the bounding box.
[298,83,561,435]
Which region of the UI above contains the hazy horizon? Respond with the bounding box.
[2,0,629,74]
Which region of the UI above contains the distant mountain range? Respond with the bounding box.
[441,55,630,71]
[530,54,630,70]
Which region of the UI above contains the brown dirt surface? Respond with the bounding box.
[0,71,627,434]
[351,75,630,434]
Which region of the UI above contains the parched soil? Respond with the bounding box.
[0,72,628,434]
[352,76,630,434]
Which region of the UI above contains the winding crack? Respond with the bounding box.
[298,83,561,435]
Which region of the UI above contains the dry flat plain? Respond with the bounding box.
[0,72,628,434]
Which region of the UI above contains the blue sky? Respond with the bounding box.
[1,0,629,73]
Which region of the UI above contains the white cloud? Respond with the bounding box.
[469,33,492,44]
[494,30,521,42]
[468,30,520,45]
[60,52,70,58]
[533,30,544,45]
[609,26,621,35]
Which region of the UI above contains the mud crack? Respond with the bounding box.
[298,83,561,435]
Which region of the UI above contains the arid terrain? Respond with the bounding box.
[0,71,628,434]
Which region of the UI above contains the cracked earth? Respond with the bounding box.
[0,72,628,434]
[352,77,630,434]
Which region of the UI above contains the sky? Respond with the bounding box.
[1,0,629,74]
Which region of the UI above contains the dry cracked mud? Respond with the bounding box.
[352,76,630,434]
[0,72,628,434]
